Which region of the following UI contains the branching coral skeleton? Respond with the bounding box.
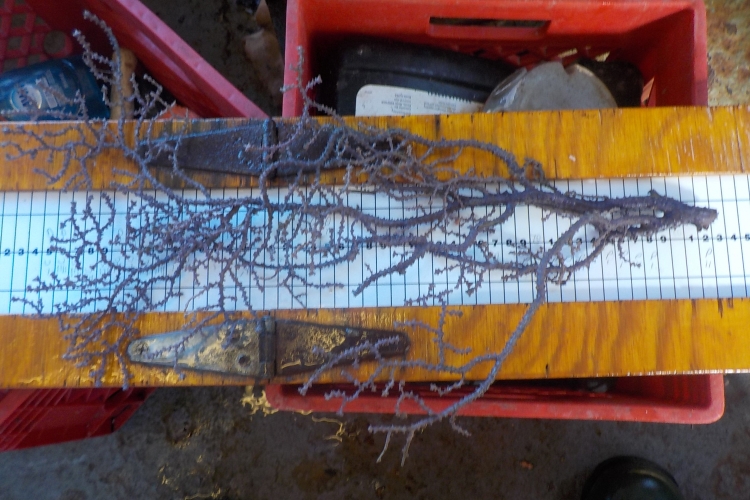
[2,12,717,461]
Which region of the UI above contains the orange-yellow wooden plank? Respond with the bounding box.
[1,107,749,388]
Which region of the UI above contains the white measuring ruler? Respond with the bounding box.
[0,174,747,315]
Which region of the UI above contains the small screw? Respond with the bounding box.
[133,341,149,356]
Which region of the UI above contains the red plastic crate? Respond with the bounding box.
[23,0,266,119]
[0,388,154,452]
[283,0,707,115]
[276,0,723,423]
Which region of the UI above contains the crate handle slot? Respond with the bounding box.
[430,18,547,28]
[427,17,550,40]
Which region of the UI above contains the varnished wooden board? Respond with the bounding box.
[1,106,749,388]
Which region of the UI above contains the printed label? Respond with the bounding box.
[10,77,60,112]
[355,84,482,116]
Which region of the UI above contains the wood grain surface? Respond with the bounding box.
[1,106,749,388]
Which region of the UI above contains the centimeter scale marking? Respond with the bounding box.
[0,174,748,315]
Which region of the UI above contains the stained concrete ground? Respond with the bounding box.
[2,1,750,499]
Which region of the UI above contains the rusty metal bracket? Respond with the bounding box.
[126,317,409,378]
[139,118,399,177]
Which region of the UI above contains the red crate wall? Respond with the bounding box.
[0,388,154,452]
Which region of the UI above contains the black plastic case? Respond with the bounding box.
[319,40,516,115]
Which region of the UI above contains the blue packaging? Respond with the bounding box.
[0,55,109,121]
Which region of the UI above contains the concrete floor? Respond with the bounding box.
[0,377,749,500]
[3,0,750,499]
